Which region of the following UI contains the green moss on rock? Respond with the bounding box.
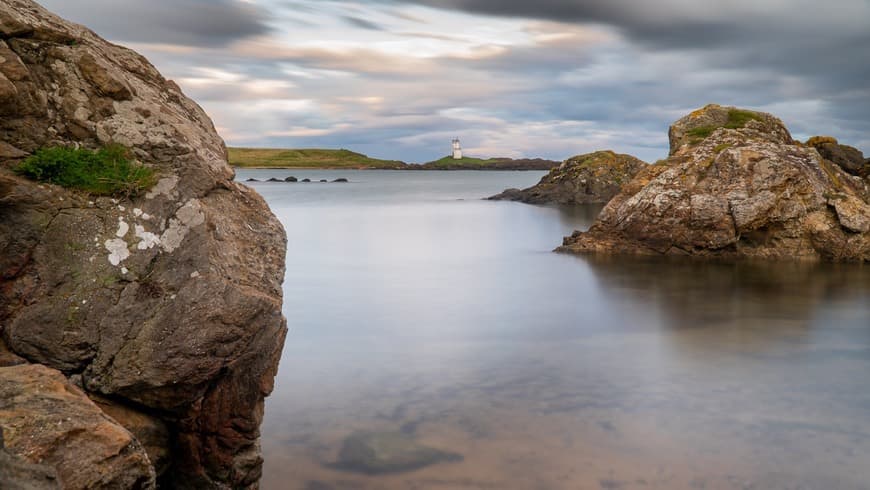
[15,145,156,198]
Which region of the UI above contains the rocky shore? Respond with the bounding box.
[488,151,646,204]
[559,104,869,261]
[0,1,287,488]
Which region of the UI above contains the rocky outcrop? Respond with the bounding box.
[559,105,869,261]
[806,136,869,177]
[0,1,287,488]
[0,364,155,489]
[488,151,646,204]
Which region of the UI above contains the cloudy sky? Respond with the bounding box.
[40,0,870,163]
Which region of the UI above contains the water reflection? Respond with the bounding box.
[247,170,870,490]
[582,256,870,352]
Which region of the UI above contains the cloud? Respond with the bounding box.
[386,0,870,41]
[389,0,870,89]
[35,0,869,162]
[341,16,385,31]
[38,0,269,47]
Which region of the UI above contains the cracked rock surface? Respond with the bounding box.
[0,0,287,487]
[559,104,869,261]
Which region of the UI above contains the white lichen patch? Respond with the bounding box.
[73,106,90,122]
[145,175,180,200]
[133,208,143,217]
[104,238,130,266]
[190,271,200,278]
[115,218,129,238]
[160,199,205,253]
[134,224,160,250]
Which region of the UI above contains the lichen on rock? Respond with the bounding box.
[560,105,870,261]
[0,0,287,487]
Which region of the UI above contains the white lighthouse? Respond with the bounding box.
[451,138,463,159]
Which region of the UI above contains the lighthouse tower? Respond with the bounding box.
[451,138,463,159]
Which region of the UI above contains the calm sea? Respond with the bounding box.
[235,169,870,490]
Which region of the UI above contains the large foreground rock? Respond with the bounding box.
[560,105,869,261]
[0,364,154,488]
[0,0,287,487]
[489,151,646,204]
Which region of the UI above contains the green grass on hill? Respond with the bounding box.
[228,148,407,169]
[417,155,558,170]
[421,156,509,168]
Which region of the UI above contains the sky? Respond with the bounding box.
[40,0,870,163]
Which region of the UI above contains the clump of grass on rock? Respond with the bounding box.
[15,144,156,198]
[687,109,763,141]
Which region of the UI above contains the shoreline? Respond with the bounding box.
[233,166,549,171]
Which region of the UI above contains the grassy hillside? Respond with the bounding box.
[422,156,506,168]
[228,148,407,169]
[416,156,559,170]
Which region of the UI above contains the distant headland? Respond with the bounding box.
[228,147,559,171]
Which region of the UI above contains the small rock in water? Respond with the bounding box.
[266,177,282,182]
[285,176,298,182]
[319,179,328,183]
[328,431,462,475]
[333,178,349,183]
[245,178,259,182]
[301,178,311,183]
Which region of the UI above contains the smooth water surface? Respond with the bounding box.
[236,169,870,490]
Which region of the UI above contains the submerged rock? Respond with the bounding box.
[489,150,646,204]
[301,178,311,182]
[285,176,298,182]
[329,431,462,474]
[0,364,155,489]
[332,178,348,183]
[267,177,283,182]
[560,104,870,261]
[246,178,260,182]
[0,0,287,487]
